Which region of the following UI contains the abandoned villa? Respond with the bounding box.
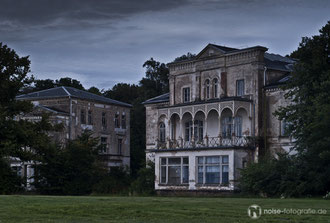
[143,43,295,193]
[13,87,132,188]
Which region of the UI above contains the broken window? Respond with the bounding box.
[197,156,229,185]
[160,157,189,185]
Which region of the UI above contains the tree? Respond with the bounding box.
[275,21,330,195]
[0,43,54,193]
[34,79,56,91]
[33,131,105,195]
[103,83,140,104]
[173,52,196,62]
[87,86,103,96]
[55,77,85,90]
[140,58,169,98]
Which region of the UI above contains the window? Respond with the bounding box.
[194,120,203,142]
[88,110,92,125]
[281,120,289,136]
[159,122,166,142]
[234,116,242,137]
[160,157,189,185]
[185,121,193,141]
[213,78,218,98]
[115,113,120,128]
[118,139,122,155]
[205,79,210,99]
[221,117,232,138]
[197,156,229,185]
[81,109,86,124]
[102,112,107,129]
[236,79,245,96]
[100,137,107,153]
[121,113,126,129]
[171,122,176,140]
[183,87,190,103]
[185,120,203,142]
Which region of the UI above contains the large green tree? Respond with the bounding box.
[140,58,169,98]
[33,131,105,195]
[0,43,54,193]
[275,21,330,194]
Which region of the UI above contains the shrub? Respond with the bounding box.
[130,162,155,196]
[0,158,23,194]
[239,154,310,197]
[93,166,131,195]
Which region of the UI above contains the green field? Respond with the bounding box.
[0,196,329,223]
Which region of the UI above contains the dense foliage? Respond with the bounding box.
[0,43,56,194]
[33,131,104,195]
[240,21,330,197]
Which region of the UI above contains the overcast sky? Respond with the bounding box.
[1,0,329,89]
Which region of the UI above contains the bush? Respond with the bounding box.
[239,154,310,197]
[33,131,104,195]
[93,166,131,195]
[130,162,155,196]
[0,158,23,194]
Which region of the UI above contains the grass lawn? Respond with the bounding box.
[0,196,329,223]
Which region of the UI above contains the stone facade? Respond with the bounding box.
[144,44,294,193]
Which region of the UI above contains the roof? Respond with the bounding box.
[168,43,268,65]
[209,44,238,53]
[35,105,69,115]
[142,93,169,105]
[264,74,292,89]
[17,86,132,108]
[264,53,295,72]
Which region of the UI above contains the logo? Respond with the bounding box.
[248,204,262,219]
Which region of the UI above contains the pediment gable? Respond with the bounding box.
[195,44,238,59]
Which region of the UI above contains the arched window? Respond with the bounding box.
[185,120,203,142]
[234,116,242,137]
[159,122,166,142]
[205,79,210,99]
[213,78,218,98]
[221,117,232,138]
[194,120,204,142]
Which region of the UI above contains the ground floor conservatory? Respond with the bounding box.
[151,148,253,192]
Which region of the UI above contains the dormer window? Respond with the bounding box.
[205,79,210,99]
[183,87,190,103]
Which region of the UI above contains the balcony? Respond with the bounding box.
[156,135,254,150]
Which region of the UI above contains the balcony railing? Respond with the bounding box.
[157,136,254,150]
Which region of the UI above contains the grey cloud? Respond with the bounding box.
[0,0,189,26]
